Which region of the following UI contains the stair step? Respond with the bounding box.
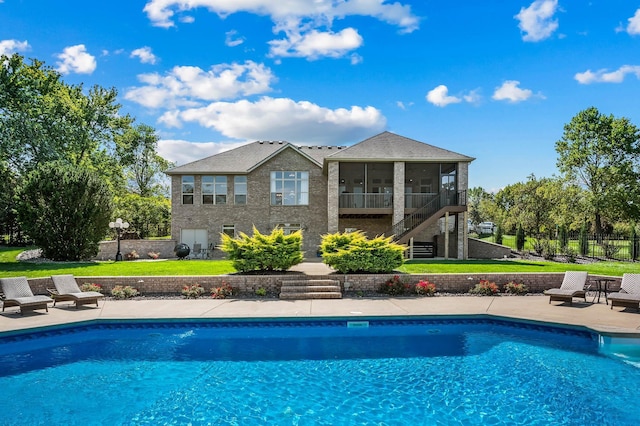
[279,279,342,299]
[281,285,341,293]
[280,292,343,300]
[280,279,339,287]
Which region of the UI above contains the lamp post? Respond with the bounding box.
[109,218,129,261]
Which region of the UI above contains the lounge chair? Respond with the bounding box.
[544,271,589,305]
[50,274,104,308]
[0,276,53,314]
[608,274,640,311]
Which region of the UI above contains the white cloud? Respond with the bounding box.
[0,39,30,56]
[225,30,245,47]
[125,60,276,108]
[425,85,481,107]
[514,0,559,42]
[269,28,363,59]
[55,44,96,74]
[143,0,419,32]
[626,9,640,35]
[396,101,413,110]
[131,46,158,64]
[158,139,247,166]
[143,0,418,60]
[492,80,536,103]
[161,96,386,143]
[463,89,482,104]
[574,65,640,84]
[426,85,462,107]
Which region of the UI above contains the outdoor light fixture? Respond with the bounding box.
[109,218,129,261]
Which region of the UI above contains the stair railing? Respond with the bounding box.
[387,190,466,241]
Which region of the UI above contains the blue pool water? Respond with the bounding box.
[1,317,639,425]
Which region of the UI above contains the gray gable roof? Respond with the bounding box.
[326,131,474,162]
[165,141,344,175]
[166,132,473,175]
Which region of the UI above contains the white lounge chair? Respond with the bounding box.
[608,274,640,311]
[544,271,589,306]
[50,274,104,308]
[0,276,52,315]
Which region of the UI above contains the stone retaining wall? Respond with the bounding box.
[27,273,620,297]
[468,238,512,259]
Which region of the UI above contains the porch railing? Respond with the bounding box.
[339,193,393,209]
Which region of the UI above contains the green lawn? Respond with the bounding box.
[398,259,635,276]
[1,246,635,278]
[0,247,236,278]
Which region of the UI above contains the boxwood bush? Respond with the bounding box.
[220,226,303,273]
[319,231,405,273]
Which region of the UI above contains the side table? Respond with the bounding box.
[591,278,615,304]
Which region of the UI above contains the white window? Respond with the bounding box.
[234,176,247,205]
[202,176,227,205]
[270,171,309,205]
[222,224,235,238]
[181,176,194,204]
[275,223,301,235]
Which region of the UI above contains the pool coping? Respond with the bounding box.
[2,295,640,339]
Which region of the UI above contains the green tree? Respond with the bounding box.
[515,223,525,251]
[494,223,503,245]
[0,161,19,243]
[558,224,568,251]
[114,193,171,238]
[630,224,639,261]
[467,187,492,227]
[116,123,173,197]
[16,162,113,260]
[556,107,640,233]
[0,54,131,186]
[578,222,589,256]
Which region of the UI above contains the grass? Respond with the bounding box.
[1,246,635,278]
[398,259,635,276]
[0,246,236,278]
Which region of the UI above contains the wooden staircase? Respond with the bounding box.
[279,279,342,300]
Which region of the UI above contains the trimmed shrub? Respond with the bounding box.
[504,281,528,295]
[111,285,139,299]
[211,282,233,299]
[415,280,436,296]
[220,226,303,273]
[319,231,405,274]
[378,275,409,296]
[470,280,499,295]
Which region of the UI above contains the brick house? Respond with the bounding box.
[166,131,474,259]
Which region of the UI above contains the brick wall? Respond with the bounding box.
[26,273,621,297]
[170,148,328,256]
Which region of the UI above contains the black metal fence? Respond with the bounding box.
[482,232,640,262]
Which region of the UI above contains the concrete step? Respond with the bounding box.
[280,279,340,287]
[280,291,343,300]
[279,279,342,299]
[280,285,341,293]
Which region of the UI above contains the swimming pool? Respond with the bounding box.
[1,317,639,425]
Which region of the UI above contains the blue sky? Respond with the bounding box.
[1,0,639,191]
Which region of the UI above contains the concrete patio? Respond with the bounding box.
[2,294,640,336]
